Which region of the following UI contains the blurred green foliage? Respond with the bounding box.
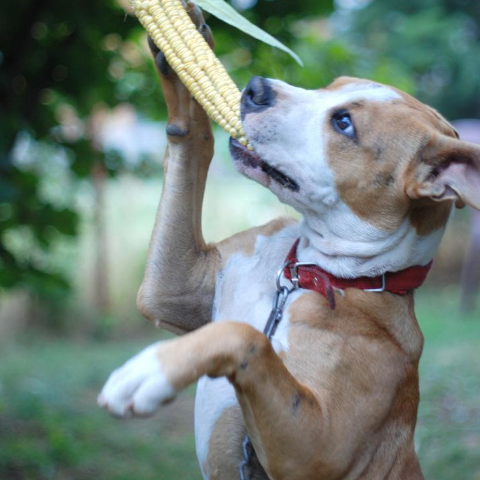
[0,0,164,297]
[0,334,201,480]
[345,0,480,119]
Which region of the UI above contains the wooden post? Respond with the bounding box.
[88,107,110,318]
[460,211,480,313]
[453,120,480,315]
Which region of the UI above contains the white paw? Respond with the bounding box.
[97,343,176,418]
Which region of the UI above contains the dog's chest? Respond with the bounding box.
[212,224,301,342]
[212,252,277,333]
[195,225,302,478]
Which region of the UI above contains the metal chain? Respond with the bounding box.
[239,262,295,480]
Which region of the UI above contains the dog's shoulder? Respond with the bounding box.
[216,216,298,267]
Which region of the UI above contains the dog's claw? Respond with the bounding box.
[186,2,204,27]
[199,23,215,49]
[147,36,171,77]
[155,51,170,77]
[147,35,159,55]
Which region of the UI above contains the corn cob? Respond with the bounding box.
[129,0,251,149]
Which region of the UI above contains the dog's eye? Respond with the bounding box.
[332,112,355,138]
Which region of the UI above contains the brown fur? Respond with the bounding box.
[324,79,458,235]
[207,407,247,480]
[206,408,270,480]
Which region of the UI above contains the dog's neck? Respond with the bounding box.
[296,201,449,279]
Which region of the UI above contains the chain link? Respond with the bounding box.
[239,263,296,480]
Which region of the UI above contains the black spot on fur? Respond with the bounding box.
[291,392,301,414]
[350,101,365,109]
[374,146,383,161]
[374,172,395,187]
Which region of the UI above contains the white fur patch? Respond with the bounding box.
[297,202,447,278]
[195,377,238,479]
[98,343,175,418]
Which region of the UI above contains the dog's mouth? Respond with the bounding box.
[229,138,299,192]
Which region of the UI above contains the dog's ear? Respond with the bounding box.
[406,137,480,211]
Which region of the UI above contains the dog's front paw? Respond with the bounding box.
[97,343,176,418]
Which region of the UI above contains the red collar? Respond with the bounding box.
[283,240,433,309]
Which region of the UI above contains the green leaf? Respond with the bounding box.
[195,0,303,66]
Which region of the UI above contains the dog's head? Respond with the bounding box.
[230,76,480,274]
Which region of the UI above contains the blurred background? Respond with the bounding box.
[1,0,479,478]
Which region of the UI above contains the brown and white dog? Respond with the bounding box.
[98,4,480,479]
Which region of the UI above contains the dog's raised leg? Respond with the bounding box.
[137,2,218,334]
[99,321,325,480]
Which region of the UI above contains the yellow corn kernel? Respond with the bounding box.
[129,0,253,149]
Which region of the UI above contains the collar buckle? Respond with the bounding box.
[287,262,319,290]
[364,273,387,293]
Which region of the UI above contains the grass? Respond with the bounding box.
[0,290,479,480]
[415,291,480,480]
[0,335,201,480]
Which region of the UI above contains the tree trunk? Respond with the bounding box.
[91,160,110,317]
[460,210,480,314]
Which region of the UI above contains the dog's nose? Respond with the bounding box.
[241,76,276,114]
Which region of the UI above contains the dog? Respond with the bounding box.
[98,4,480,479]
